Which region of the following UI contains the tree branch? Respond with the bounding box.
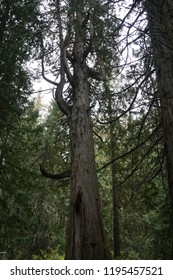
[40,32,58,87]
[97,69,155,125]
[116,136,163,188]
[54,82,72,118]
[97,124,162,172]
[40,164,71,180]
[53,2,72,117]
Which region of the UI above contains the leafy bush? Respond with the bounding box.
[32,245,64,260]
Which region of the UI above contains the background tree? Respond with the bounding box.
[0,0,68,259]
[0,0,40,257]
[144,0,173,258]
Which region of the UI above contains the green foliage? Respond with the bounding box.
[32,245,64,260]
[0,0,40,131]
[0,101,69,259]
[0,0,172,260]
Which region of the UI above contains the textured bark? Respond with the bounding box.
[146,0,173,258]
[65,24,111,259]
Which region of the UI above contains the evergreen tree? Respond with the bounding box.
[145,0,173,259]
[37,0,120,259]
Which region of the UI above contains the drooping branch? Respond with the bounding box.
[40,164,71,180]
[116,136,163,188]
[97,123,162,172]
[97,68,155,125]
[40,139,71,180]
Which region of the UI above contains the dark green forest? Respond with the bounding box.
[0,0,173,260]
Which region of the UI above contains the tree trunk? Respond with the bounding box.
[65,19,111,260]
[146,0,173,258]
[107,89,120,258]
[110,122,120,258]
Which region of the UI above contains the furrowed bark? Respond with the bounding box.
[146,0,173,258]
[65,8,111,260]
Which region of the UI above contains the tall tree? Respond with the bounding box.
[145,0,173,258]
[38,0,119,259]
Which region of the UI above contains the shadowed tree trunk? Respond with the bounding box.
[65,13,110,260]
[146,0,173,258]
